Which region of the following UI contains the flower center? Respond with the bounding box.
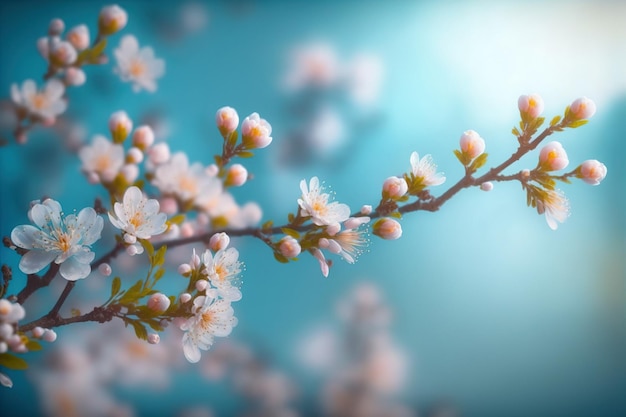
[94,154,112,172]
[200,311,214,330]
[55,232,72,252]
[129,59,146,77]
[32,94,47,110]
[129,211,143,229]
[179,176,198,195]
[312,199,327,216]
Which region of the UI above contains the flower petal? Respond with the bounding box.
[59,256,91,280]
[19,250,58,274]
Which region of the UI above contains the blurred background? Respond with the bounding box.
[0,0,625,416]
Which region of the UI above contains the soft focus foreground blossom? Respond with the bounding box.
[11,199,103,280]
[298,176,350,226]
[518,93,544,119]
[181,295,237,363]
[108,186,168,243]
[114,35,165,93]
[98,4,128,36]
[538,141,569,172]
[459,130,486,160]
[152,152,222,207]
[66,24,90,51]
[241,112,273,149]
[569,97,596,120]
[11,79,67,120]
[578,160,607,185]
[109,110,133,143]
[284,43,340,90]
[409,151,446,188]
[537,189,570,230]
[79,135,125,183]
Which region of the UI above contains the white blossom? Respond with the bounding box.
[11,199,103,281]
[11,79,67,120]
[114,35,165,93]
[298,176,350,226]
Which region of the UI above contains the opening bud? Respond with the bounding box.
[372,218,402,240]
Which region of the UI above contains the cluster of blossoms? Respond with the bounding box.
[178,234,242,363]
[9,5,128,144]
[280,42,384,164]
[0,299,57,388]
[297,283,411,417]
[514,95,606,230]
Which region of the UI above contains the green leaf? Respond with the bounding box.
[453,149,468,166]
[390,211,402,219]
[550,115,562,126]
[140,239,155,257]
[130,320,148,340]
[153,268,165,282]
[119,279,143,304]
[25,340,42,352]
[153,245,167,267]
[0,353,28,370]
[273,252,289,263]
[512,127,521,137]
[111,276,121,298]
[90,38,107,59]
[281,228,300,239]
[237,151,254,158]
[227,130,238,148]
[168,214,186,225]
[568,119,588,128]
[469,153,489,171]
[262,220,274,230]
[214,155,223,166]
[71,308,81,317]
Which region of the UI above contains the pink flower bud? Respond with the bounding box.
[64,67,86,86]
[209,232,230,251]
[538,141,569,171]
[32,327,45,338]
[325,223,341,236]
[126,147,144,164]
[87,172,101,184]
[344,216,370,230]
[521,169,531,180]
[147,293,171,313]
[120,164,139,183]
[132,125,155,149]
[372,218,402,240]
[42,329,57,343]
[148,143,170,164]
[459,130,486,159]
[123,233,137,244]
[518,94,544,119]
[48,18,65,37]
[578,160,607,185]
[126,244,139,256]
[99,5,128,36]
[109,111,133,143]
[480,182,493,191]
[49,39,77,67]
[147,333,160,345]
[37,37,50,60]
[159,197,178,215]
[180,222,194,238]
[0,324,13,339]
[216,106,239,137]
[361,205,372,215]
[225,164,248,187]
[205,164,219,177]
[382,176,408,200]
[279,236,301,258]
[569,97,596,120]
[241,112,272,149]
[195,279,208,291]
[66,24,90,51]
[178,263,192,276]
[98,263,112,276]
[180,293,192,303]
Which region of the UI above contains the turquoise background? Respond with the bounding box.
[1,0,625,416]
